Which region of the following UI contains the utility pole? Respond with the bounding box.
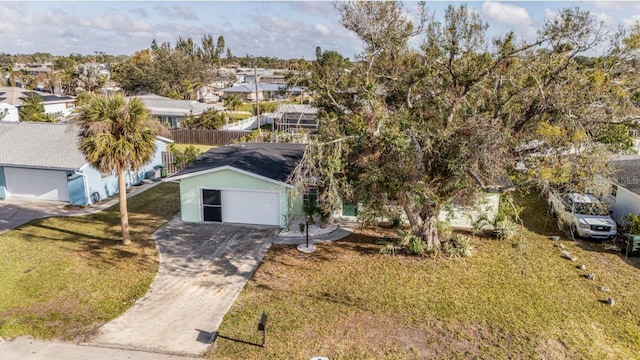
[254,63,261,135]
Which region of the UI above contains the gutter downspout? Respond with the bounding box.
[75,167,90,206]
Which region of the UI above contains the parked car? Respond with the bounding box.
[548,191,617,240]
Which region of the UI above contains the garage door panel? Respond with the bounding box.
[5,167,69,201]
[221,190,280,226]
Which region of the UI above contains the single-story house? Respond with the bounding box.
[0,86,76,119]
[336,174,515,231]
[222,83,306,102]
[607,156,640,228]
[128,94,223,128]
[0,122,172,205]
[167,143,305,227]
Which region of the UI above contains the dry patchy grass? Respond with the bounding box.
[212,193,640,359]
[0,182,180,340]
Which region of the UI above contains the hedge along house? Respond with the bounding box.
[0,122,172,205]
[167,143,306,228]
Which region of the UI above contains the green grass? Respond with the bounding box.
[212,192,640,359]
[0,182,180,340]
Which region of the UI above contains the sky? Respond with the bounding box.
[2,1,640,60]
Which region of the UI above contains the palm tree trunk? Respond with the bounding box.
[118,170,131,245]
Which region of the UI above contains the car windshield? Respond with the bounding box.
[574,202,609,216]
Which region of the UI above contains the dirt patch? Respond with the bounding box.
[536,338,571,360]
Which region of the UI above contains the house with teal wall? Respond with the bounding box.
[0,122,172,205]
[167,143,305,228]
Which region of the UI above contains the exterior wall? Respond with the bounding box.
[44,102,74,117]
[0,103,20,122]
[178,169,291,227]
[438,193,501,230]
[67,171,89,206]
[0,166,6,199]
[612,186,640,227]
[83,166,118,203]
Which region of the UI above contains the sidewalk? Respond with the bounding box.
[0,336,200,360]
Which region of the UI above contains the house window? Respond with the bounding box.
[158,116,178,128]
[202,189,222,222]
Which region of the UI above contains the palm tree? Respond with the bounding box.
[224,94,242,121]
[74,93,158,245]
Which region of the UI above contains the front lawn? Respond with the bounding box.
[0,182,180,340]
[212,192,640,359]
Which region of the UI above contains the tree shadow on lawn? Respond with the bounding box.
[265,232,386,267]
[515,191,566,239]
[15,216,155,268]
[572,236,640,271]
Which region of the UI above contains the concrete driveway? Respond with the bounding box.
[0,198,72,234]
[88,218,280,357]
[0,182,161,234]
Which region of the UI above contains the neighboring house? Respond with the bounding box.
[0,86,76,118]
[607,156,640,227]
[222,83,305,102]
[0,122,172,205]
[128,94,223,128]
[167,143,305,228]
[338,179,515,231]
[0,103,19,122]
[237,69,287,84]
[273,104,318,132]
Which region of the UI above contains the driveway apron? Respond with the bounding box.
[89,218,280,357]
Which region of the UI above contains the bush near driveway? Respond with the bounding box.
[212,192,640,359]
[0,182,180,340]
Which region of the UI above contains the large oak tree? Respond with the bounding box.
[303,2,640,253]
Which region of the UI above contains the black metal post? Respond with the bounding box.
[306,217,309,248]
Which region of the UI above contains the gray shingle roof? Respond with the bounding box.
[222,83,305,93]
[0,122,87,170]
[0,86,75,106]
[128,94,221,117]
[612,158,640,196]
[169,142,305,183]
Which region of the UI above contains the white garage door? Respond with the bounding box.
[5,167,70,201]
[222,190,280,226]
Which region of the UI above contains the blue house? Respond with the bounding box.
[0,122,172,206]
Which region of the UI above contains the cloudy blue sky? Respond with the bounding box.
[1,1,640,59]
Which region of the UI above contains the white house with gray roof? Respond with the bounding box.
[608,156,640,227]
[0,122,171,205]
[128,94,223,128]
[0,86,76,120]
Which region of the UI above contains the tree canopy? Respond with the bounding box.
[302,2,640,254]
[111,35,223,99]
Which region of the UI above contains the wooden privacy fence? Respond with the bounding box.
[168,129,251,145]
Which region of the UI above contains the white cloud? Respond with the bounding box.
[623,15,640,27]
[544,8,557,21]
[482,1,532,26]
[314,23,330,36]
[155,5,199,21]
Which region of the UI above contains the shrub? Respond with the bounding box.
[443,234,474,258]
